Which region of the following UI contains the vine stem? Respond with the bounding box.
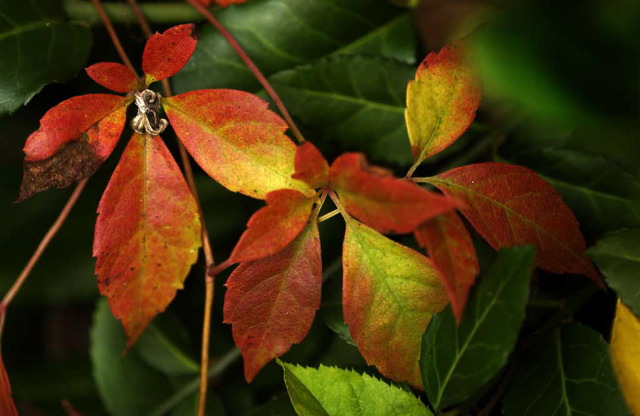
[183,0,306,145]
[0,180,89,335]
[123,2,216,415]
[90,0,139,77]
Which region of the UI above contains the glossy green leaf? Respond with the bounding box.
[500,145,640,236]
[280,362,432,416]
[421,246,535,410]
[588,229,640,318]
[504,323,629,416]
[0,0,92,114]
[270,56,414,165]
[90,299,173,416]
[172,0,414,92]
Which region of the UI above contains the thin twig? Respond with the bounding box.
[183,0,306,145]
[90,0,139,77]
[0,180,88,333]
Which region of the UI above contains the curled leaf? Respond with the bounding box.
[94,133,201,349]
[19,94,130,201]
[330,153,457,234]
[225,222,322,381]
[143,24,198,84]
[86,62,138,93]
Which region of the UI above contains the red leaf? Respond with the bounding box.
[0,356,18,416]
[142,24,198,84]
[405,44,481,164]
[430,162,601,284]
[415,211,479,321]
[163,89,312,198]
[343,219,447,386]
[94,133,201,349]
[292,141,329,189]
[86,62,138,93]
[231,189,315,263]
[329,153,457,233]
[224,222,322,381]
[19,94,130,201]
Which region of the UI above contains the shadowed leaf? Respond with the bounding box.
[415,211,478,320]
[331,153,457,234]
[143,24,198,84]
[0,356,17,416]
[225,222,322,381]
[94,133,201,349]
[163,89,312,198]
[86,62,138,93]
[342,219,448,386]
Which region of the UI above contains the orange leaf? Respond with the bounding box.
[0,356,18,416]
[330,153,457,233]
[163,89,312,199]
[94,133,201,349]
[415,211,479,321]
[292,141,329,189]
[224,222,322,381]
[86,62,138,93]
[142,24,198,84]
[343,219,447,387]
[231,189,315,263]
[19,94,130,201]
[405,44,481,164]
[430,162,601,284]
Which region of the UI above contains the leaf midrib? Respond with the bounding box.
[0,19,62,41]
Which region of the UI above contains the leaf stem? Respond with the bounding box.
[318,208,339,223]
[90,0,139,77]
[328,191,351,222]
[405,159,421,179]
[65,0,203,25]
[0,180,88,334]
[183,0,306,145]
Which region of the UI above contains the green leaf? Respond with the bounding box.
[319,264,356,346]
[500,145,640,236]
[269,55,414,165]
[588,229,640,319]
[421,246,535,410]
[503,323,629,416]
[0,0,92,115]
[90,299,173,416]
[280,361,432,416]
[172,0,414,93]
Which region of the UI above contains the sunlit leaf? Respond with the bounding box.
[143,24,198,84]
[231,189,315,263]
[610,300,640,415]
[331,153,456,234]
[292,142,329,190]
[225,222,322,381]
[342,219,448,386]
[163,89,312,199]
[405,44,481,165]
[94,133,201,349]
[19,94,130,201]
[429,162,601,284]
[421,246,534,410]
[281,362,432,416]
[86,62,138,93]
[415,211,478,320]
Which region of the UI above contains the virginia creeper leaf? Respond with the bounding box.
[86,62,138,93]
[0,356,17,416]
[292,142,329,189]
[19,94,130,201]
[224,222,322,381]
[231,189,315,263]
[342,219,448,386]
[588,229,640,318]
[405,44,481,165]
[503,323,628,416]
[281,362,433,416]
[94,133,201,349]
[0,0,92,115]
[415,211,479,320]
[163,89,312,198]
[142,24,198,84]
[610,300,640,415]
[429,162,601,284]
[421,246,534,410]
[330,153,457,234]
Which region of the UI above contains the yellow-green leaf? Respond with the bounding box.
[611,300,640,414]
